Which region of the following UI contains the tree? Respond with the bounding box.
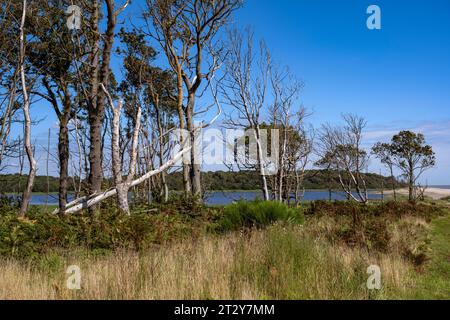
[316,114,369,203]
[18,0,37,216]
[372,142,397,201]
[26,0,78,214]
[378,131,435,202]
[220,30,272,200]
[74,0,129,197]
[0,1,21,174]
[268,64,305,203]
[144,0,241,200]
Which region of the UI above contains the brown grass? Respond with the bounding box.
[0,218,419,300]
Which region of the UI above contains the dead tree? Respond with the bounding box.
[144,0,241,199]
[317,114,369,203]
[268,64,304,202]
[102,84,141,214]
[221,30,272,200]
[19,0,37,216]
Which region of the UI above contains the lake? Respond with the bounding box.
[12,190,384,206]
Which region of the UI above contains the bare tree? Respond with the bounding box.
[144,0,241,200]
[317,114,369,203]
[268,64,304,202]
[221,29,272,200]
[286,111,314,205]
[102,84,141,214]
[18,0,37,216]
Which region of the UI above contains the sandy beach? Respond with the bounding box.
[384,188,450,200]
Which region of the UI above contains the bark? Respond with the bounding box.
[255,126,270,201]
[58,88,72,214]
[103,84,141,214]
[88,0,116,195]
[176,73,192,197]
[155,105,169,202]
[185,93,202,197]
[408,160,415,202]
[19,0,37,216]
[390,165,397,201]
[110,98,128,212]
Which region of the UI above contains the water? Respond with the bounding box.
[204,190,383,205]
[15,190,383,206]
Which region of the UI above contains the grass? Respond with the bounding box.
[0,224,415,300]
[410,215,450,299]
[0,200,448,300]
[215,200,304,232]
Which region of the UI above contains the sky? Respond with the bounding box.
[23,0,450,185]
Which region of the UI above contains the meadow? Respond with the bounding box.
[0,198,448,300]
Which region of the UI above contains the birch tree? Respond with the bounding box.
[317,114,369,203]
[18,0,37,215]
[221,30,271,200]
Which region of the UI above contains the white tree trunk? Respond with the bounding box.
[52,147,191,215]
[254,126,270,201]
[19,0,37,216]
[103,84,142,214]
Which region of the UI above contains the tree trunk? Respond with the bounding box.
[409,169,414,202]
[155,106,169,203]
[390,165,397,202]
[255,126,270,201]
[88,0,116,196]
[175,73,191,198]
[19,0,37,216]
[88,114,103,194]
[186,94,202,198]
[58,106,71,214]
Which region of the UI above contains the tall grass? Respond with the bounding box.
[1,200,446,300]
[216,200,304,232]
[0,224,414,300]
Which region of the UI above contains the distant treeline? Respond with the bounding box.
[170,170,403,191]
[0,171,402,194]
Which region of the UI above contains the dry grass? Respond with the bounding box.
[0,220,418,300]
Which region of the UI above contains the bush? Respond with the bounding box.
[0,204,214,259]
[216,200,304,232]
[307,200,447,221]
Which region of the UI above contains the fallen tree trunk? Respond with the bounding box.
[52,147,191,215]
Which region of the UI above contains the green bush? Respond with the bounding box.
[0,204,213,259]
[216,200,304,232]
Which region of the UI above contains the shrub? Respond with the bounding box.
[216,200,304,232]
[307,200,447,221]
[0,204,214,259]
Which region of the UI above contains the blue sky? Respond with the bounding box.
[25,0,450,184]
[232,0,450,184]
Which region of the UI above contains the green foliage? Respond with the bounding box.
[216,200,304,232]
[306,200,448,259]
[373,131,435,201]
[167,170,403,192]
[0,204,212,259]
[0,170,402,194]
